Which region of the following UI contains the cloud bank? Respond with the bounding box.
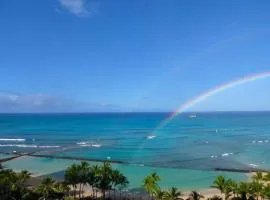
[0,92,123,113]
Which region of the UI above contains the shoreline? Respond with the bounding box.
[2,155,256,199]
[27,173,223,199]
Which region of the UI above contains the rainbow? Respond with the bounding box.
[155,71,270,131]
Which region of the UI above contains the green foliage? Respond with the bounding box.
[0,169,32,200]
[2,163,270,200]
[211,176,232,200]
[64,161,129,199]
[188,190,204,200]
[143,172,161,198]
[153,188,166,200]
[263,172,270,182]
[207,195,223,200]
[164,187,182,200]
[251,172,263,182]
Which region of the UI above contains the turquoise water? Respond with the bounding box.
[0,112,270,189]
[3,156,247,189]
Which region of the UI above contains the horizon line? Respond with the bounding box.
[0,110,270,114]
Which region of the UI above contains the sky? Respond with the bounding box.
[0,0,270,112]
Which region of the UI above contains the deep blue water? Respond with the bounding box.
[1,112,270,171]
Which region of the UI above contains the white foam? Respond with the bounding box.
[251,140,269,144]
[248,163,259,167]
[221,152,233,157]
[211,155,218,158]
[0,138,25,142]
[147,135,156,139]
[76,142,87,145]
[79,144,102,148]
[92,144,102,148]
[0,144,60,148]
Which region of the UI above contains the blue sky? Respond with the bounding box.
[0,0,270,112]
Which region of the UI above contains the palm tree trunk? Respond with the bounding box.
[102,189,105,199]
[79,184,81,199]
[73,184,76,199]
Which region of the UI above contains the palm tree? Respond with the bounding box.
[0,169,31,200]
[188,191,204,200]
[153,188,165,200]
[95,161,113,199]
[78,161,90,198]
[65,163,79,198]
[143,175,157,199]
[54,181,69,194]
[117,174,129,200]
[143,172,161,199]
[151,172,161,182]
[90,164,101,198]
[164,187,182,200]
[111,169,129,200]
[228,180,238,198]
[263,173,270,182]
[36,177,56,200]
[17,170,31,187]
[111,169,121,199]
[262,184,270,199]
[85,165,96,198]
[17,170,31,184]
[252,172,264,182]
[237,182,251,200]
[250,181,263,200]
[212,176,227,193]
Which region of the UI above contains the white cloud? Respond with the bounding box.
[58,0,98,16]
[0,92,126,113]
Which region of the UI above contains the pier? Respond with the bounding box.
[214,167,268,173]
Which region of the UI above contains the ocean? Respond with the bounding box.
[1,112,270,189]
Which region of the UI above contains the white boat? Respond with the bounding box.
[189,114,197,118]
[147,135,156,139]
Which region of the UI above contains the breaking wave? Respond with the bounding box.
[0,144,60,148]
[76,141,102,148]
[0,138,25,142]
[252,140,269,144]
[210,152,234,158]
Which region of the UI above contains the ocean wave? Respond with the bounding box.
[221,152,233,157]
[248,163,259,168]
[252,140,269,144]
[79,144,102,148]
[76,142,87,145]
[0,144,60,148]
[210,155,218,158]
[210,152,234,158]
[0,138,25,142]
[76,141,102,148]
